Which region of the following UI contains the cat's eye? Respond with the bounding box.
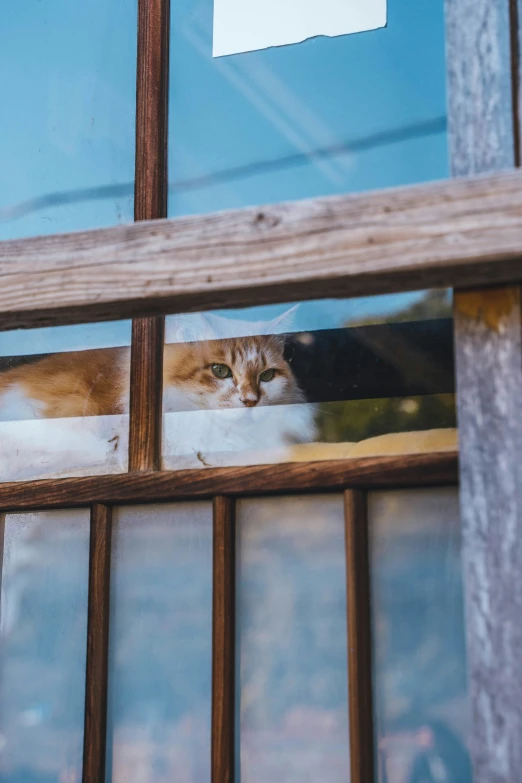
[259,369,276,382]
[211,363,232,379]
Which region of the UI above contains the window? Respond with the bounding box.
[168,0,448,215]
[0,1,521,782]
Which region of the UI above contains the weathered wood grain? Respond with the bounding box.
[0,453,458,512]
[447,1,522,781]
[135,0,170,221]
[454,287,522,782]
[0,514,4,613]
[1,171,522,329]
[212,497,235,783]
[513,0,521,162]
[446,0,517,173]
[83,504,112,783]
[345,491,374,783]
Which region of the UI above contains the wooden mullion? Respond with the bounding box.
[135,0,170,222]
[83,504,113,783]
[212,496,236,783]
[511,0,522,164]
[0,452,458,511]
[0,514,4,626]
[345,490,374,783]
[129,316,165,471]
[129,0,170,471]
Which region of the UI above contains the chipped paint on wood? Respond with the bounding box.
[454,287,521,332]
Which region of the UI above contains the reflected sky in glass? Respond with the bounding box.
[0,0,449,363]
[107,503,213,783]
[0,510,90,782]
[0,289,450,357]
[236,496,349,783]
[169,0,448,215]
[0,0,137,241]
[370,489,471,783]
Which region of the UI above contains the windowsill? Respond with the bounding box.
[0,412,457,483]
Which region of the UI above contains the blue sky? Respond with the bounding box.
[0,0,448,355]
[0,0,137,240]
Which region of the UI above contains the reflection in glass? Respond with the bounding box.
[369,489,472,783]
[107,503,213,783]
[0,321,132,482]
[0,0,136,241]
[169,0,447,217]
[236,496,349,783]
[162,290,456,469]
[0,510,90,782]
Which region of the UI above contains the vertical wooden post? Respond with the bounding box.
[446,1,522,779]
[0,514,4,630]
[129,0,170,471]
[446,0,517,175]
[345,490,374,783]
[212,496,236,783]
[83,505,113,783]
[128,316,165,471]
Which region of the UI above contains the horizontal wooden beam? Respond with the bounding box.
[0,171,522,329]
[0,453,457,511]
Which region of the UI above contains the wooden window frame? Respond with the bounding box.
[1,0,521,782]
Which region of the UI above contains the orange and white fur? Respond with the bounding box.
[0,310,316,476]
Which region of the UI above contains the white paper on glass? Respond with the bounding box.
[213,0,387,57]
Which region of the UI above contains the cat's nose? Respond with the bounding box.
[240,395,258,407]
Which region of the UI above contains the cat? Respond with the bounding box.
[0,347,131,421]
[0,309,317,477]
[161,331,317,468]
[0,312,316,636]
[0,335,306,417]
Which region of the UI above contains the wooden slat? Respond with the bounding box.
[130,0,170,471]
[135,0,170,222]
[0,514,4,620]
[0,453,458,511]
[447,1,522,781]
[446,0,517,174]
[2,170,522,329]
[128,316,164,471]
[345,491,374,783]
[212,497,235,783]
[513,0,521,163]
[453,286,522,780]
[83,504,112,783]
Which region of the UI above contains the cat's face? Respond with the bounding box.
[164,335,304,411]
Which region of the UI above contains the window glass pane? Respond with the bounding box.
[0,509,90,781]
[0,321,131,482]
[369,488,472,783]
[107,503,213,783]
[169,0,447,217]
[0,0,137,241]
[163,290,455,469]
[236,495,349,783]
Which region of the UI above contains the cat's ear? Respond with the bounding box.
[199,312,244,339]
[165,312,217,343]
[166,305,300,343]
[266,304,299,335]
